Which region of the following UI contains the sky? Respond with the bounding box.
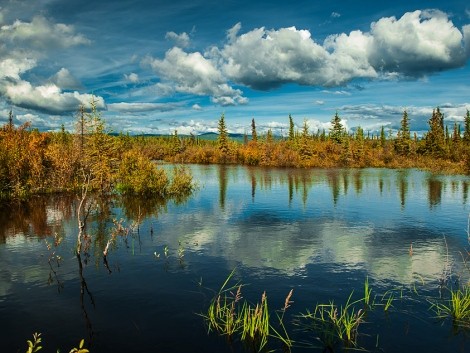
[0,0,469,136]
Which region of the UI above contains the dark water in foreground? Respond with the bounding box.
[1,166,470,353]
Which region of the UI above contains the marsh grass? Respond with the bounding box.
[297,291,366,351]
[240,292,270,351]
[381,291,395,312]
[202,270,294,352]
[203,269,243,340]
[430,285,470,329]
[363,277,374,309]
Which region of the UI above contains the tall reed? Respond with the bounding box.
[297,291,365,350]
[202,270,294,352]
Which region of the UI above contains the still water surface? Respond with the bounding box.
[1,166,469,352]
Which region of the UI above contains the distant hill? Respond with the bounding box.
[117,132,281,143]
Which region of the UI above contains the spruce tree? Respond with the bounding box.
[380,126,386,148]
[425,107,446,156]
[300,119,311,159]
[251,118,257,142]
[464,109,470,144]
[217,114,229,156]
[288,114,295,141]
[395,110,411,155]
[330,112,344,144]
[8,110,13,131]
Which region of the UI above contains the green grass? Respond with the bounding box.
[297,291,366,351]
[430,284,470,328]
[240,292,270,351]
[201,270,293,352]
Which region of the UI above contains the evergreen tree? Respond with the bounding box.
[288,114,295,141]
[355,126,364,141]
[217,113,229,156]
[251,118,257,142]
[300,119,311,159]
[266,129,273,144]
[395,110,411,155]
[425,107,446,156]
[330,112,344,144]
[464,110,470,144]
[8,110,13,131]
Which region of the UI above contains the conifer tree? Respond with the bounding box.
[288,114,295,141]
[395,110,411,155]
[330,112,344,144]
[251,118,257,142]
[217,113,229,156]
[8,110,13,131]
[300,119,311,159]
[464,109,470,144]
[380,126,386,147]
[425,107,446,156]
[266,128,273,144]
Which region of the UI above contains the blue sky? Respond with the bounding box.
[0,0,469,136]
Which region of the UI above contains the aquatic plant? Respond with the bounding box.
[24,333,89,353]
[202,270,294,352]
[240,291,270,351]
[430,285,470,328]
[68,339,90,353]
[25,333,42,353]
[381,291,395,312]
[204,269,243,340]
[364,276,373,309]
[297,291,365,351]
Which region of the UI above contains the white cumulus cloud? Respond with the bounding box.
[213,10,469,90]
[145,47,247,106]
[0,15,90,50]
[368,10,467,76]
[4,81,105,114]
[0,15,103,115]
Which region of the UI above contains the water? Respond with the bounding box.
[1,166,469,352]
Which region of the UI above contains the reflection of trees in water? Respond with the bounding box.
[77,254,95,344]
[428,177,443,207]
[218,165,227,209]
[463,181,468,205]
[119,194,168,221]
[343,170,349,196]
[327,170,341,205]
[353,170,362,194]
[0,194,74,243]
[248,167,256,201]
[288,174,294,206]
[397,170,409,208]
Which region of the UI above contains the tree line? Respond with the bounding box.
[147,108,470,174]
[1,106,469,199]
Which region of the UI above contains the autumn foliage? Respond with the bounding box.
[0,103,194,199]
[1,108,469,199]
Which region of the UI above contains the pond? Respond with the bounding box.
[1,165,469,353]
